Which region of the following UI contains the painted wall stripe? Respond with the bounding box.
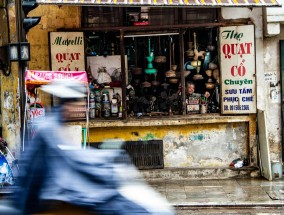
[36,0,281,5]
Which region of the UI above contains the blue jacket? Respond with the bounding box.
[15,110,174,215]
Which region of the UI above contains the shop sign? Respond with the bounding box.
[49,32,85,71]
[220,25,256,114]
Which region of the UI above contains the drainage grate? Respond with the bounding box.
[122,140,164,170]
[92,140,164,170]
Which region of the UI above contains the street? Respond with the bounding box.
[147,177,284,215]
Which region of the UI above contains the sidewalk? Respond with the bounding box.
[2,177,284,210]
[146,177,284,207]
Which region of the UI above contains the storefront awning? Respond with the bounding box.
[25,70,88,86]
[36,0,281,7]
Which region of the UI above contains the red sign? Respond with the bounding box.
[134,21,149,26]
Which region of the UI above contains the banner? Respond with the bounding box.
[25,70,88,85]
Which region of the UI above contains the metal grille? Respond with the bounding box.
[123,140,164,170]
[82,7,124,28]
[82,7,217,28]
[93,140,164,169]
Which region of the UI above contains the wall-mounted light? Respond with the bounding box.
[0,46,10,76]
[0,59,10,76]
[8,42,30,61]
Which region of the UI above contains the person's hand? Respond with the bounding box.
[204,91,210,98]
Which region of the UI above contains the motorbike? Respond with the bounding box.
[0,141,175,215]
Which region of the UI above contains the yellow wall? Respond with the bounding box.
[88,122,249,168]
[89,123,231,142]
[1,4,81,156]
[27,5,81,70]
[1,2,21,156]
[26,6,82,115]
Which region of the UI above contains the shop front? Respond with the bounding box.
[27,0,281,178]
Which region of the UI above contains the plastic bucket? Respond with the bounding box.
[271,161,283,180]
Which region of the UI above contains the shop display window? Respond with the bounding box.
[85,27,220,119]
[81,7,220,119]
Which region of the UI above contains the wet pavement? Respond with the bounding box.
[2,177,284,214]
[146,177,284,208]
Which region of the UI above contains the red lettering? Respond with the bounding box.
[237,43,246,58]
[245,43,252,54]
[56,53,64,63]
[55,53,80,63]
[30,108,45,119]
[231,66,238,76]
[231,65,246,77]
[222,42,253,59]
[222,44,231,59]
[238,65,246,76]
[74,53,80,60]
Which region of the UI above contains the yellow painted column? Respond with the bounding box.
[1,3,82,157]
[1,1,21,157]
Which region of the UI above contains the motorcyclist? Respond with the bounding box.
[9,80,175,215]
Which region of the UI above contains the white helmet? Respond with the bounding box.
[40,80,87,98]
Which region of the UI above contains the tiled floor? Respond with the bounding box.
[147,178,284,207]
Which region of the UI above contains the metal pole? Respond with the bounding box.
[179,28,186,115]
[120,29,127,119]
[15,0,27,151]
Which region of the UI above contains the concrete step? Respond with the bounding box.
[140,166,260,180]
